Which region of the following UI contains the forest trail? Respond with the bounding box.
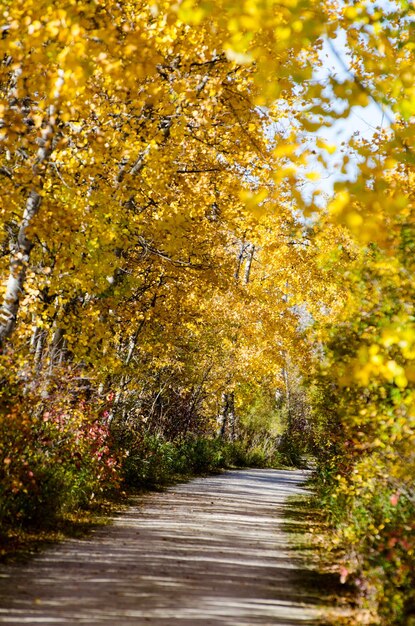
[0,469,327,625]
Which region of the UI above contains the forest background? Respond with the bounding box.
[0,1,414,624]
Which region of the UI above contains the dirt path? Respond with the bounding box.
[0,469,325,625]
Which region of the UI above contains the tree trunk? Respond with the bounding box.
[244,244,255,284]
[32,326,46,372]
[0,191,42,349]
[228,391,236,441]
[49,327,66,370]
[220,391,236,440]
[0,71,64,350]
[283,355,292,436]
[220,392,229,438]
[234,239,246,282]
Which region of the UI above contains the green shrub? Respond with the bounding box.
[116,422,286,490]
[0,381,120,533]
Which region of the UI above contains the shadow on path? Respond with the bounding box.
[0,469,329,625]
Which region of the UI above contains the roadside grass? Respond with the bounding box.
[283,490,379,626]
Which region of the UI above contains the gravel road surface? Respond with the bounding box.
[0,469,323,625]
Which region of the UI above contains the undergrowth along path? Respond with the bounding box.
[0,469,326,625]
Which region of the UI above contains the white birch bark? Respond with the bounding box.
[244,244,255,285]
[0,191,41,347]
[0,70,64,348]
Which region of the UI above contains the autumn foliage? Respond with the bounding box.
[0,1,414,623]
